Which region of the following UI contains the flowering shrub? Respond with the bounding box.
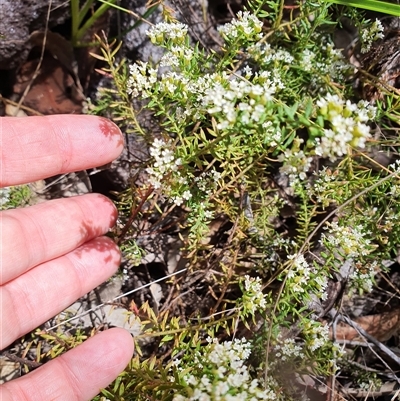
[86,1,400,400]
[173,338,279,401]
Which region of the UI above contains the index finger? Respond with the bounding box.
[0,115,124,187]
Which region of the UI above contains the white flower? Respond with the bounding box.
[241,275,267,314]
[304,323,330,351]
[218,11,263,41]
[243,65,253,77]
[361,19,384,53]
[320,221,372,259]
[182,190,192,200]
[173,196,183,206]
[173,338,278,401]
[127,62,157,97]
[146,139,190,205]
[315,95,373,161]
[160,52,179,67]
[147,22,188,44]
[301,49,315,71]
[204,210,214,220]
[274,337,304,360]
[279,149,313,183]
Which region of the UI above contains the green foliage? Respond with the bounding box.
[70,0,158,47]
[0,185,31,210]
[70,0,118,46]
[77,0,400,399]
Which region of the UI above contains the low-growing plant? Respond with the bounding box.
[0,185,32,210]
[34,0,400,399]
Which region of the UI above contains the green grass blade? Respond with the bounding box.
[78,0,95,26]
[76,0,118,42]
[323,0,400,16]
[70,0,81,45]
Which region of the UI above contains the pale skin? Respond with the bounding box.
[0,115,135,401]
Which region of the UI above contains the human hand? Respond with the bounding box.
[0,115,134,401]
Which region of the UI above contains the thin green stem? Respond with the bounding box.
[78,0,95,26]
[70,0,80,46]
[134,315,237,340]
[75,0,118,43]
[273,0,285,29]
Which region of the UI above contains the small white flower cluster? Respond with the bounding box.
[146,138,183,189]
[158,71,189,95]
[187,201,215,238]
[389,184,400,198]
[314,94,376,161]
[0,187,11,208]
[321,221,373,259]
[218,11,263,41]
[262,121,282,146]
[194,170,222,195]
[300,49,315,72]
[315,44,350,85]
[348,260,378,293]
[389,159,400,174]
[160,51,179,68]
[160,45,194,67]
[250,37,349,92]
[360,19,384,53]
[307,167,338,207]
[302,322,330,352]
[202,73,281,130]
[380,210,400,234]
[173,73,230,121]
[127,57,230,122]
[146,139,194,206]
[274,337,304,361]
[173,190,193,207]
[279,147,313,182]
[173,338,279,401]
[239,275,268,316]
[287,254,328,301]
[146,21,188,45]
[387,160,400,200]
[320,222,379,293]
[127,61,157,98]
[249,42,294,66]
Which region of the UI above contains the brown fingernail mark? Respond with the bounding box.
[98,117,124,147]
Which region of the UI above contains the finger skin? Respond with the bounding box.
[0,115,131,399]
[0,193,118,285]
[1,236,121,350]
[0,328,134,401]
[0,115,124,187]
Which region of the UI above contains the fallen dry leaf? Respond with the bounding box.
[12,31,85,115]
[331,308,400,342]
